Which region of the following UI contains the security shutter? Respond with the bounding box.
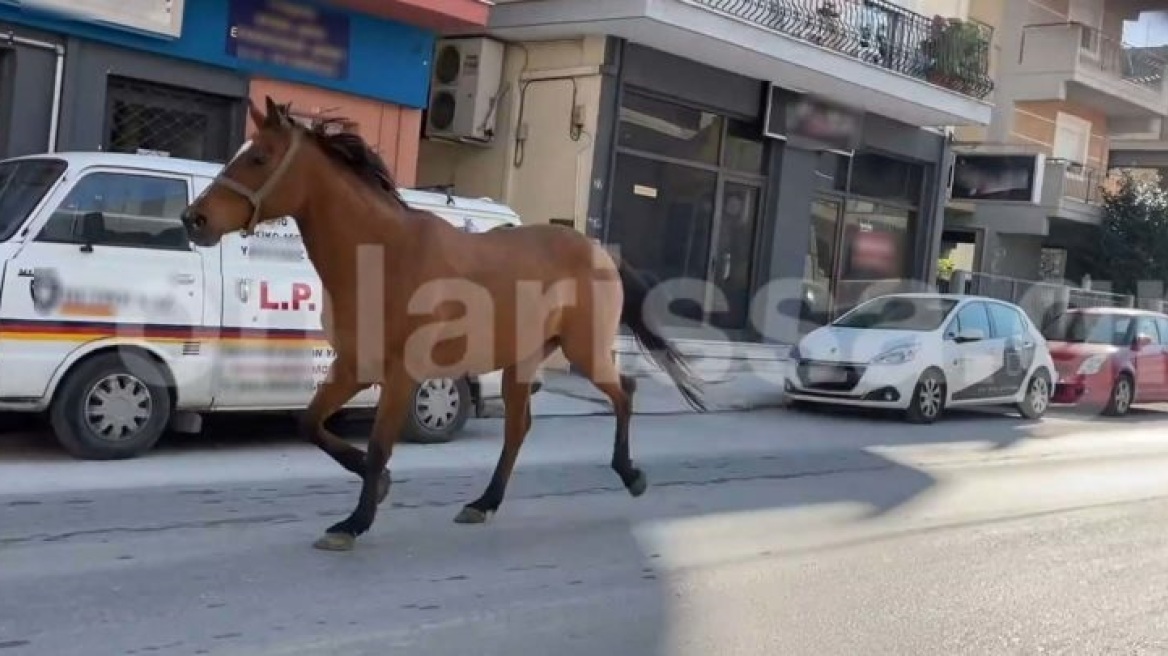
[105,76,236,163]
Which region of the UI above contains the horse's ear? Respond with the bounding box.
[248,99,266,131]
[264,96,288,128]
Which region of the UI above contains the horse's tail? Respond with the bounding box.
[616,259,708,412]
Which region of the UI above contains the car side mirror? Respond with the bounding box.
[79,211,104,252]
[954,328,985,344]
[1134,333,1154,350]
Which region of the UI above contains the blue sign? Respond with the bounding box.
[0,0,434,108]
[226,0,350,80]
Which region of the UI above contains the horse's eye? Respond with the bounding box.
[250,152,268,166]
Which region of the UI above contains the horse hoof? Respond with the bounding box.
[627,470,648,497]
[453,506,490,524]
[312,532,356,552]
[376,470,391,505]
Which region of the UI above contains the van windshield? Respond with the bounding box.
[0,159,66,241]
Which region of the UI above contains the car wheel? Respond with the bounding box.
[904,369,945,424]
[401,377,472,444]
[49,351,173,460]
[1017,369,1052,420]
[1102,373,1134,417]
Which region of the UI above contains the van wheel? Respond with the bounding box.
[50,351,172,460]
[402,378,472,444]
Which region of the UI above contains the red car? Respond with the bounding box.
[1044,307,1168,416]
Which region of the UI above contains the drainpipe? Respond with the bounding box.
[0,31,66,152]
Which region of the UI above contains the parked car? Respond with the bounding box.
[783,293,1056,423]
[0,151,540,459]
[1045,306,1168,416]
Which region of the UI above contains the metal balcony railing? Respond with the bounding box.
[1051,160,1102,205]
[1022,22,1168,93]
[1078,23,1167,91]
[689,0,995,99]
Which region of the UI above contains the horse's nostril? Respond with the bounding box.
[194,215,207,228]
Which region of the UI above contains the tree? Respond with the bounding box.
[1086,170,1168,296]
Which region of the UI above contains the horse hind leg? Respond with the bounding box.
[563,343,646,497]
[454,363,536,525]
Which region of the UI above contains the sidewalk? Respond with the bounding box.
[517,360,790,418]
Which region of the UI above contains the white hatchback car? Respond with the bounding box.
[783,293,1056,423]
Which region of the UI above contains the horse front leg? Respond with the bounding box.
[312,365,414,552]
[299,359,389,504]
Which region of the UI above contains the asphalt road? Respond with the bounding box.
[5,406,1168,655]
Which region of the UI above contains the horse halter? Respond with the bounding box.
[210,127,304,237]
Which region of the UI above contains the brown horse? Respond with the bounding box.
[181,97,707,551]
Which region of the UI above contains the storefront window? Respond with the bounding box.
[617,90,723,165]
[799,149,926,329]
[607,153,717,301]
[608,89,769,334]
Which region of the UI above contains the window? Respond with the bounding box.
[1156,317,1168,342]
[1136,315,1162,344]
[1053,112,1092,165]
[607,153,717,323]
[0,158,66,242]
[724,119,766,174]
[617,91,723,165]
[949,303,992,339]
[839,200,914,281]
[848,153,924,203]
[1043,311,1133,347]
[37,172,191,251]
[987,303,1026,338]
[832,295,958,331]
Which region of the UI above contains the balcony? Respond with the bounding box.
[949,143,1105,231]
[489,0,994,127]
[1110,117,1168,167]
[1014,22,1168,118]
[1041,159,1104,225]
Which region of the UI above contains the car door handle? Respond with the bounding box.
[171,273,197,285]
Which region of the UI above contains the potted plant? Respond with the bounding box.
[918,16,988,91]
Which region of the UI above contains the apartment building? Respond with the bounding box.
[415,0,995,349]
[942,0,1165,284]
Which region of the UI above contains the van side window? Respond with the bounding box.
[36,173,191,251]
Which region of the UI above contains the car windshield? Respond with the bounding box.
[832,296,959,331]
[0,158,66,241]
[1042,312,1133,346]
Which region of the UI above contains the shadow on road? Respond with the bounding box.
[5,402,1168,654]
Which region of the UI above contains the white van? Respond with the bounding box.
[0,151,531,460]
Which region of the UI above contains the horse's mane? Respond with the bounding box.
[276,103,407,208]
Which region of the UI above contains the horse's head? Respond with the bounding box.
[182,96,308,247]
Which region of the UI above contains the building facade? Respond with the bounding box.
[0,0,488,186]
[417,0,995,349]
[942,0,1165,285]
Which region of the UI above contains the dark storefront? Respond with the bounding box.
[1,22,247,162]
[590,41,952,346]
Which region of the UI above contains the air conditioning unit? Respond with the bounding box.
[424,37,505,145]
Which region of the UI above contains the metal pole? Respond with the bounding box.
[1,31,66,152]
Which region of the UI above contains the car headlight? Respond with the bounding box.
[870,344,919,366]
[1077,354,1108,375]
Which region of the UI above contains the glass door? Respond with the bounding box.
[706,179,762,331]
[801,196,842,329]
